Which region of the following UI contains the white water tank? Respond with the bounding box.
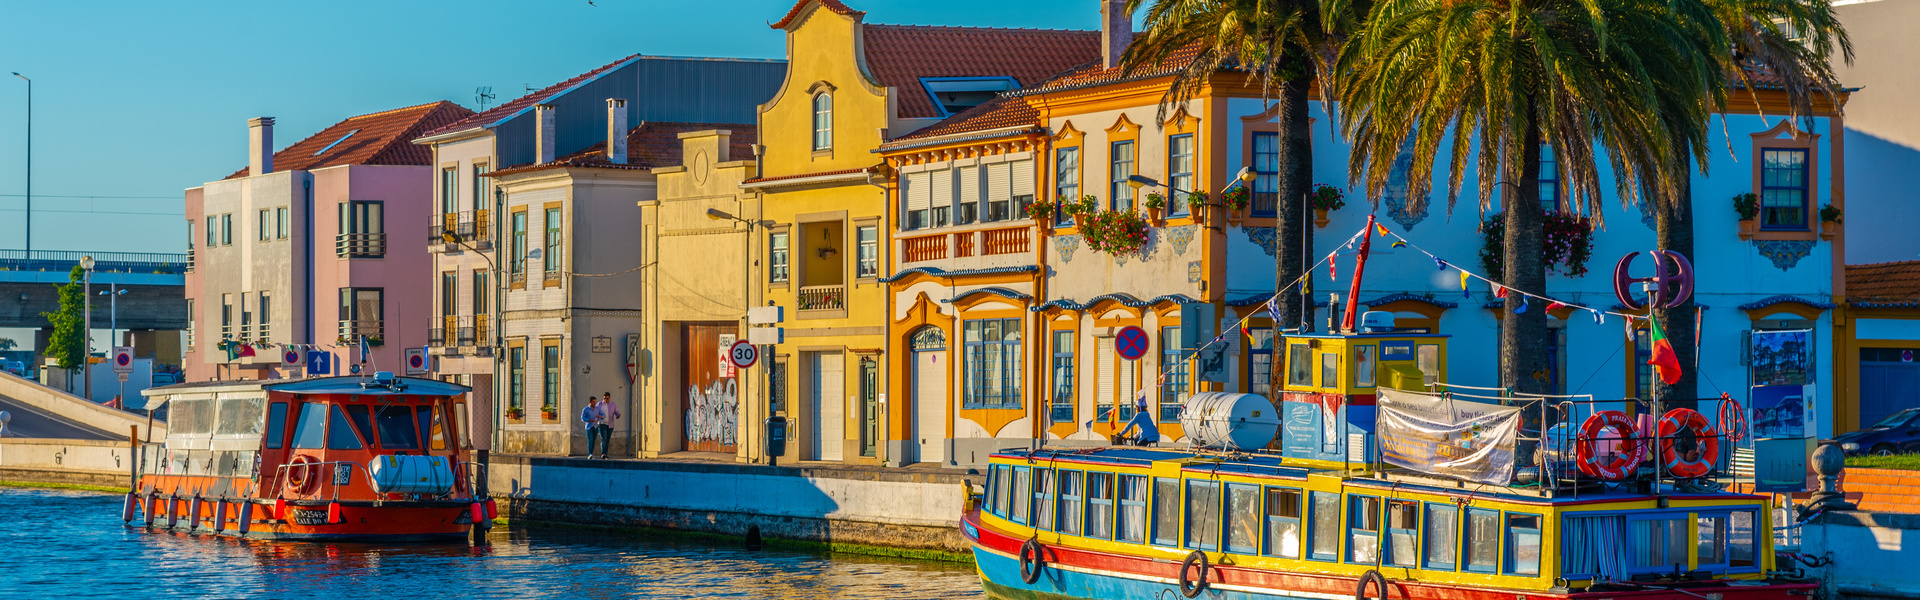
[368,455,455,495]
[1179,392,1281,450]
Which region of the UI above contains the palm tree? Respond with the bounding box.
[1121,0,1363,334]
[1337,0,1723,396]
[1647,0,1851,404]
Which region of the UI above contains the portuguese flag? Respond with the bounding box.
[1647,318,1682,385]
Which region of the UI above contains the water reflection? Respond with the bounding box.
[1,487,981,599]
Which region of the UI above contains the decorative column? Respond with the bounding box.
[1803,442,1858,515]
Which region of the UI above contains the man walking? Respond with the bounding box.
[580,396,603,459]
[593,392,621,459]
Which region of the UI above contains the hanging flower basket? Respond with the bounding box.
[1311,184,1346,228]
[1479,211,1595,277]
[1221,186,1250,224]
[1732,192,1759,240]
[1080,209,1150,256]
[1144,193,1166,224]
[1819,203,1841,241]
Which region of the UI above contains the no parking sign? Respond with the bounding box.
[404,348,428,375]
[1115,326,1150,362]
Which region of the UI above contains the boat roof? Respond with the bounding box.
[144,375,470,398]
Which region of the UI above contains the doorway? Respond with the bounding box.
[682,323,738,453]
[910,327,948,465]
[810,351,845,461]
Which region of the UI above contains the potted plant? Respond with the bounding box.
[1071,195,1099,229]
[1026,196,1055,224]
[506,407,524,420]
[1144,193,1166,224]
[1221,186,1250,224]
[1185,191,1208,221]
[541,407,558,420]
[1311,184,1346,228]
[1820,203,1842,241]
[1733,192,1759,240]
[1080,209,1151,256]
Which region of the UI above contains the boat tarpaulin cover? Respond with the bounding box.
[1377,389,1522,485]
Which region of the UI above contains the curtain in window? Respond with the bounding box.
[1563,515,1627,581]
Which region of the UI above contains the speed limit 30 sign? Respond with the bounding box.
[727,340,759,369]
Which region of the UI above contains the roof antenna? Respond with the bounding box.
[475,86,496,111]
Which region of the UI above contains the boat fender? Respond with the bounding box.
[121,491,137,523]
[469,503,484,526]
[213,499,228,533]
[1018,539,1046,584]
[1178,551,1210,598]
[273,498,287,521]
[166,495,180,529]
[1659,408,1720,479]
[1575,411,1646,481]
[326,501,342,525]
[237,501,253,536]
[189,495,203,533]
[1355,569,1389,600]
[484,498,498,521]
[143,490,159,527]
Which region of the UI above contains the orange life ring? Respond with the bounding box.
[1575,411,1645,480]
[285,455,320,496]
[1659,408,1720,479]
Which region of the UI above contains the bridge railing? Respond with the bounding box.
[0,250,190,274]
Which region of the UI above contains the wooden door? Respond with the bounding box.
[812,352,845,461]
[682,323,738,453]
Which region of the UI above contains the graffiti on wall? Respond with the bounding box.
[687,379,738,449]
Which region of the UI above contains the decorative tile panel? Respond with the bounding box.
[1054,234,1081,264]
[1756,240,1814,271]
[1243,226,1277,258]
[1168,224,1197,256]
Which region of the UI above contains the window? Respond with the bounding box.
[185,298,195,350]
[1633,516,1696,573]
[903,172,930,230]
[956,166,979,225]
[542,343,560,414]
[1168,134,1194,216]
[1252,132,1279,216]
[1388,500,1419,567]
[239,292,252,337]
[275,206,288,239]
[509,346,525,413]
[338,288,382,334]
[220,294,233,338]
[472,164,491,210]
[1729,511,1758,569]
[1011,467,1032,525]
[1633,327,1653,399]
[1540,145,1562,213]
[1696,514,1727,569]
[291,403,328,449]
[1152,477,1180,546]
[206,216,216,247]
[258,291,271,340]
[1087,472,1115,539]
[373,405,421,450]
[264,403,288,449]
[1310,492,1341,560]
[1760,148,1809,230]
[1032,469,1056,531]
[1225,483,1260,554]
[1058,470,1084,535]
[1320,352,1339,387]
[963,318,1022,409]
[1050,331,1075,424]
[1118,475,1148,543]
[221,213,232,245]
[510,210,527,276]
[472,271,489,316]
[258,209,271,241]
[421,405,447,451]
[988,465,1010,518]
[1264,488,1302,558]
[1185,480,1222,551]
[1349,496,1382,564]
[856,225,877,278]
[811,92,833,151]
[327,404,364,450]
[1466,509,1502,573]
[1161,326,1187,421]
[1109,140,1135,211]
[1250,328,1275,396]
[340,200,383,235]
[769,356,787,413]
[1425,503,1459,570]
[919,76,1018,116]
[1354,344,1376,388]
[544,207,562,274]
[1054,147,1079,227]
[441,167,458,216]
[769,231,789,283]
[1286,344,1315,387]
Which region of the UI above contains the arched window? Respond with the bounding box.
[812,92,833,151]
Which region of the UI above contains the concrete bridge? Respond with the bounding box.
[0,250,187,355]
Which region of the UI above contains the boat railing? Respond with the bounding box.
[269,460,378,504]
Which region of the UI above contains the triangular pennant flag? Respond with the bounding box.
[1329,252,1338,280]
[1494,285,1509,299]
[1545,301,1567,313]
[1390,240,1407,249]
[1513,296,1529,314]
[1435,258,1449,271]
[1375,223,1390,237]
[1593,310,1605,325]
[1459,270,1471,298]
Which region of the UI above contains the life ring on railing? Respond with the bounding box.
[1179,550,1210,598]
[1718,393,1748,444]
[1018,539,1046,584]
[285,455,320,496]
[1575,411,1645,480]
[1660,408,1720,479]
[1356,569,1390,600]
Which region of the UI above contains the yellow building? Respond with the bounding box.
[747,0,1096,465]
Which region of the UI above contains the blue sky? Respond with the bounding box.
[0,0,1106,255]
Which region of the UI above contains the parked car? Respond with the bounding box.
[151,372,181,386]
[1836,407,1920,456]
[0,360,26,377]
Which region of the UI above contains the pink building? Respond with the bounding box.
[182,102,474,382]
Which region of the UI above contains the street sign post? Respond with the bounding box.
[1116,326,1150,361]
[728,340,759,369]
[404,348,428,375]
[111,347,133,373]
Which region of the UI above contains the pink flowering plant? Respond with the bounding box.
[1220,185,1250,211]
[1080,208,1150,256]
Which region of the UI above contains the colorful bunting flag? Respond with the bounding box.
[1390,240,1407,249]
[1648,317,1683,385]
[1545,301,1567,313]
[1375,223,1390,237]
[1513,296,1529,314]
[1494,285,1509,299]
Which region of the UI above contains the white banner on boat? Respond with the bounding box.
[1377,388,1522,485]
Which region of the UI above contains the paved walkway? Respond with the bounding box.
[0,395,117,439]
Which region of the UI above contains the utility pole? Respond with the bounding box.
[80,256,93,400]
[10,73,27,258]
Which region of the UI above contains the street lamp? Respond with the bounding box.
[1125,167,1255,220]
[79,255,93,401]
[11,72,28,259]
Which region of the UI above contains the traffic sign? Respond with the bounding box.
[282,346,305,367]
[728,340,759,369]
[112,347,134,373]
[117,373,129,383]
[307,351,332,375]
[1116,326,1150,361]
[748,327,784,345]
[404,348,428,375]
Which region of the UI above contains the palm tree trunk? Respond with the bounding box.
[1502,117,1550,397]
[1275,75,1315,330]
[1654,154,1698,409]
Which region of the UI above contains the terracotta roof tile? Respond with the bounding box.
[489,122,757,177]
[741,166,871,185]
[880,95,1040,149]
[1014,40,1207,97]
[770,0,863,30]
[1848,261,1920,307]
[226,101,475,179]
[863,24,1099,120]
[416,54,641,140]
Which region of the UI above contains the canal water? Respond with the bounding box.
[0,487,985,599]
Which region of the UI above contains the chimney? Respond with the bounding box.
[248,117,275,175]
[1101,0,1132,70]
[679,129,735,166]
[606,99,629,164]
[534,104,556,164]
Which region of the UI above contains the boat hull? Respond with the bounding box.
[139,492,476,543]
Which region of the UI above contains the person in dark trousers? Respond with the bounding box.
[594,392,621,458]
[581,397,604,459]
[1115,397,1159,446]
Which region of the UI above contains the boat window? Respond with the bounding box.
[1320,353,1339,387]
[328,404,366,450]
[1152,477,1180,546]
[215,397,266,437]
[1185,480,1222,551]
[422,405,447,451]
[1225,483,1260,554]
[1118,475,1147,543]
[1561,514,1626,580]
[1310,492,1340,560]
[1387,500,1419,567]
[985,465,1005,518]
[1011,467,1032,525]
[452,402,468,449]
[1424,503,1459,570]
[1353,345,1376,388]
[372,405,421,450]
[1087,472,1115,539]
[172,398,215,436]
[1058,471,1084,535]
[1288,344,1313,387]
[1349,496,1382,564]
[1506,513,1542,576]
[291,403,328,449]
[1264,487,1302,558]
[1465,509,1502,573]
[1032,469,1056,531]
[264,402,289,449]
[1629,516,1690,572]
[1696,515,1727,568]
[1729,511,1757,569]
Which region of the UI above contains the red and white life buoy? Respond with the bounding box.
[285,455,320,496]
[1659,408,1720,479]
[1576,411,1645,480]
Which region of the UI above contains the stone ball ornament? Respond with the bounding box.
[1613,250,1694,310]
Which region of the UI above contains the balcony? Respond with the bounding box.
[896,223,1033,265]
[509,270,526,286]
[438,315,458,347]
[542,258,564,285]
[185,248,195,273]
[336,233,387,259]
[469,314,491,347]
[798,284,845,314]
[256,323,271,344]
[338,319,384,342]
